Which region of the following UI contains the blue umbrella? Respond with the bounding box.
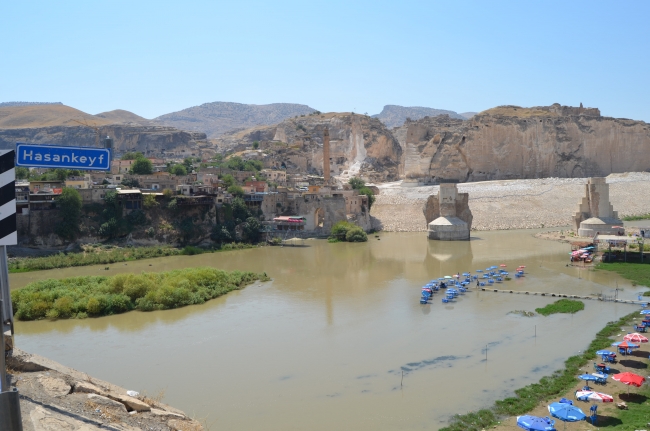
[548,402,586,426]
[612,341,640,348]
[516,415,556,431]
[596,350,616,356]
[641,310,650,314]
[579,374,599,382]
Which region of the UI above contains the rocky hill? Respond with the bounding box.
[394,103,650,182]
[154,102,317,138]
[214,112,402,183]
[0,104,208,157]
[95,109,154,126]
[0,102,63,108]
[372,105,466,128]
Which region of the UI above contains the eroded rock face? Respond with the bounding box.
[214,113,403,182]
[0,125,208,157]
[395,105,650,182]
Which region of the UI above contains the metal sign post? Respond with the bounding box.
[0,298,22,430]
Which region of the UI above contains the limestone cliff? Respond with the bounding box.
[0,125,209,158]
[214,113,403,182]
[395,104,650,182]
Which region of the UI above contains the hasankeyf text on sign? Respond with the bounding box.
[16,143,111,171]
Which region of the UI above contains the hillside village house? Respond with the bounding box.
[16,182,29,215]
[260,169,287,185]
[65,175,92,189]
[29,181,64,193]
[111,158,165,174]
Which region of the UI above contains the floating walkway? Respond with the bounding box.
[475,286,646,305]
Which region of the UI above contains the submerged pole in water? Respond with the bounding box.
[401,370,403,387]
[485,344,488,362]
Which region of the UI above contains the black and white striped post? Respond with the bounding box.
[0,150,17,337]
[0,150,22,431]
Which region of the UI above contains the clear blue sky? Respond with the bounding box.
[2,1,649,121]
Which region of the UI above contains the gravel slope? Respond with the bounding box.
[370,172,650,231]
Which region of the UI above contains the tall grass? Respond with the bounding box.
[622,213,650,221]
[9,246,180,273]
[534,299,585,316]
[439,313,636,431]
[11,267,270,320]
[9,243,257,273]
[597,262,650,289]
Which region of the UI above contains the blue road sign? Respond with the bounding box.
[16,143,111,171]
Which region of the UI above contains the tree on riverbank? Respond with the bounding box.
[56,188,82,240]
[329,221,367,242]
[348,177,376,210]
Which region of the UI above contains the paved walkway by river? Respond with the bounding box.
[370,172,650,232]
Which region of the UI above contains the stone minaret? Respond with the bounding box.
[323,127,330,182]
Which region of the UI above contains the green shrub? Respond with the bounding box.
[330,221,354,241]
[181,246,205,255]
[330,221,367,242]
[12,267,269,320]
[345,227,368,242]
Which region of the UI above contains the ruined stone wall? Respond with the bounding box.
[396,110,650,182]
[423,192,472,230]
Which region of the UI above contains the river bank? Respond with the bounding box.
[440,311,637,431]
[370,172,650,232]
[490,311,650,431]
[7,347,204,431]
[8,243,256,273]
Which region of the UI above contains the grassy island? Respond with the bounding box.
[11,267,269,320]
[534,298,585,316]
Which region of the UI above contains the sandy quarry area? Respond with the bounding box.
[370,172,650,232]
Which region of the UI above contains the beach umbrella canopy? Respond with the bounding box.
[612,372,645,387]
[444,276,452,279]
[640,310,650,314]
[624,333,649,343]
[578,374,599,382]
[548,402,586,422]
[516,415,556,431]
[611,341,639,349]
[585,391,614,403]
[500,264,507,267]
[595,350,616,356]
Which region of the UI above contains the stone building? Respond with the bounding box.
[573,177,622,237]
[423,183,472,240]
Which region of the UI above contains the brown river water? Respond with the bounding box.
[10,230,647,430]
